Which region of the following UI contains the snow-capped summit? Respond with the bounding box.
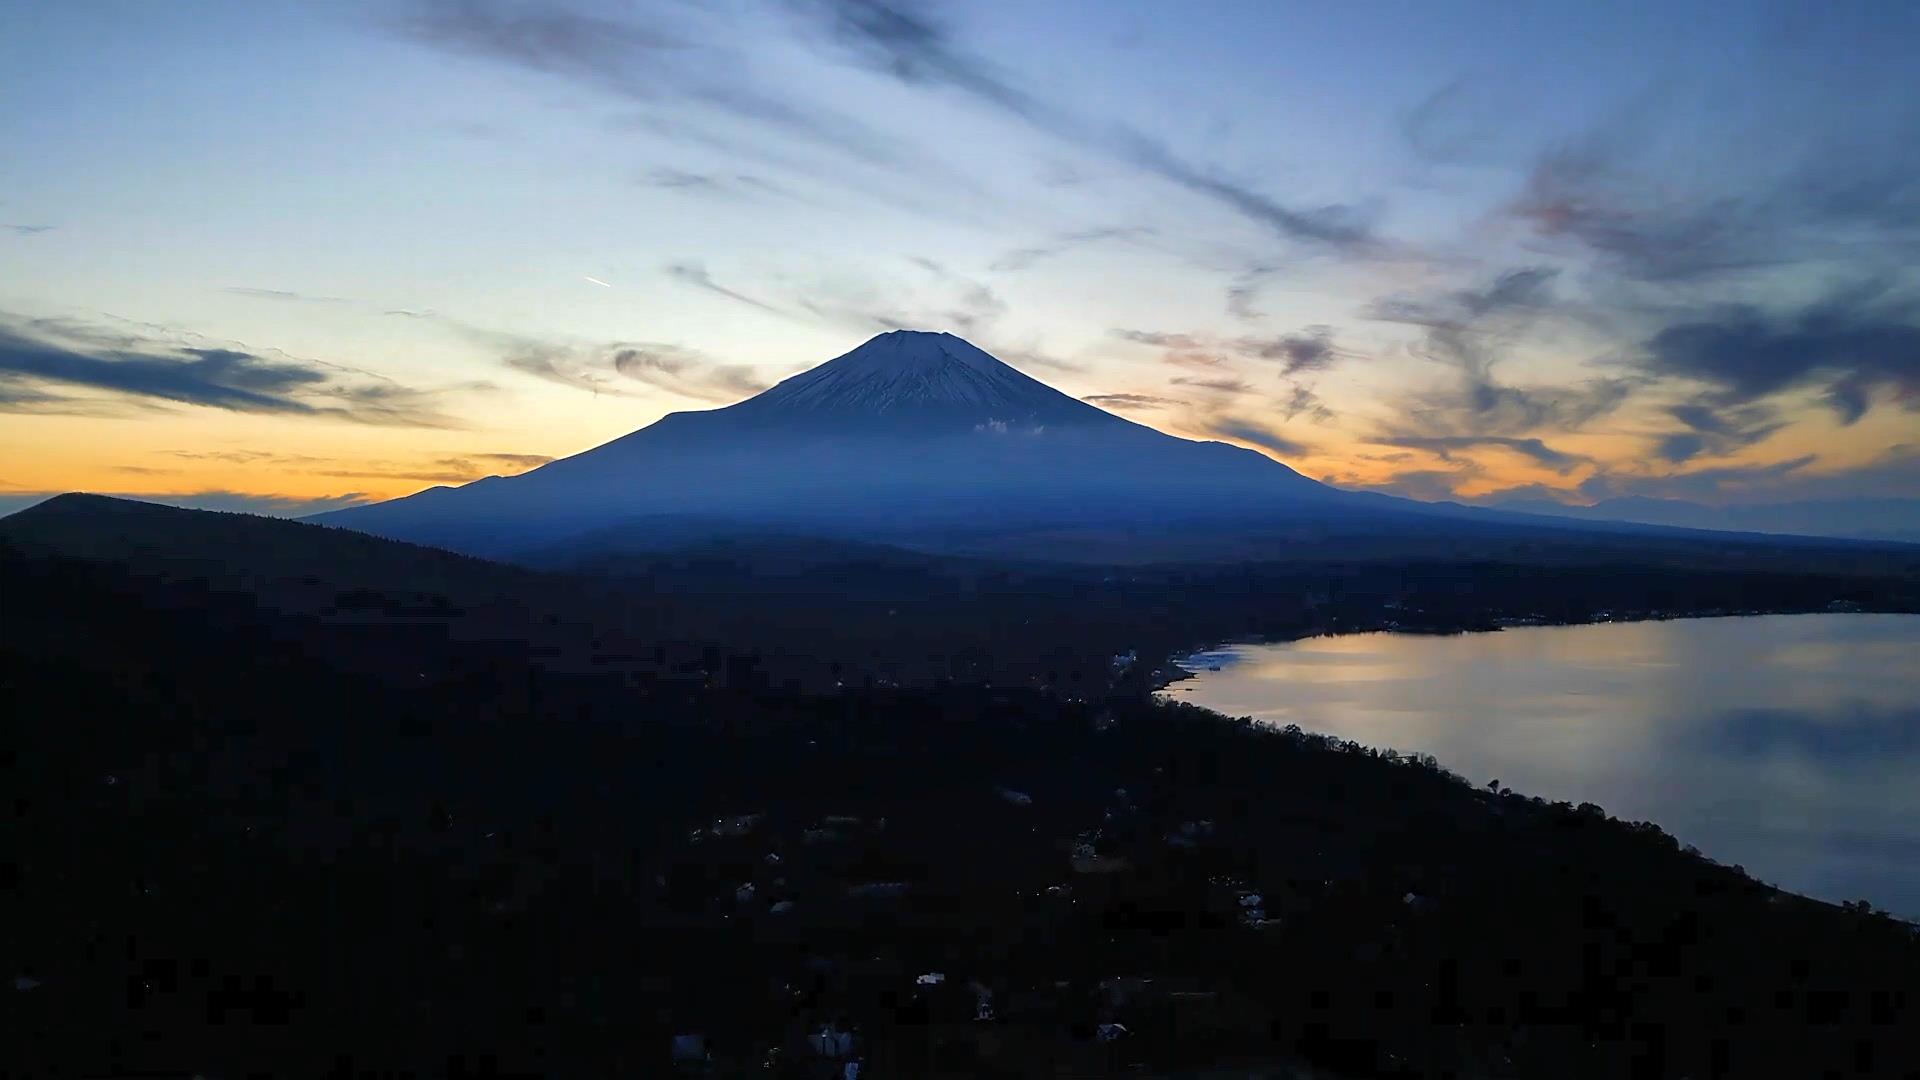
[735,330,1109,430]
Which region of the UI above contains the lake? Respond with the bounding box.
[1163,613,1920,918]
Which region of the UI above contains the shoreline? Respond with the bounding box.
[1140,606,1920,925]
[1137,601,1918,699]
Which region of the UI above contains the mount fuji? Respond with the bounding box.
[310,331,1412,558]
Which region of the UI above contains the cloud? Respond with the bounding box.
[1399,78,1492,168]
[0,380,89,412]
[312,453,554,484]
[1238,325,1341,376]
[791,261,1015,341]
[1081,392,1182,411]
[1576,455,1821,504]
[490,331,766,404]
[0,313,465,426]
[1225,264,1276,320]
[1365,267,1560,331]
[991,346,1083,375]
[399,0,1386,255]
[803,0,1378,251]
[1115,325,1353,379]
[1639,287,1920,425]
[611,342,771,402]
[988,226,1146,272]
[665,261,787,316]
[642,168,724,190]
[316,467,480,484]
[499,339,638,396]
[1278,383,1333,423]
[393,0,900,165]
[1170,375,1251,395]
[4,224,56,236]
[1341,466,1482,503]
[1511,148,1760,283]
[641,168,788,198]
[1200,416,1313,458]
[1373,434,1590,473]
[469,451,555,470]
[1509,126,1920,284]
[160,449,328,466]
[907,257,1007,335]
[1650,400,1785,463]
[224,286,350,304]
[1111,329,1201,349]
[1362,267,1635,439]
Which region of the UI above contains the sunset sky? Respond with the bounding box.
[3,0,1917,518]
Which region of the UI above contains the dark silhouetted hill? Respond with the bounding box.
[6,532,1920,1077]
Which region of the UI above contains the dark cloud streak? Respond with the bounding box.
[806,0,1378,250]
[395,0,900,164]
[665,261,788,316]
[0,316,463,427]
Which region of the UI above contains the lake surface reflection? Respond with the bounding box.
[1165,614,1920,918]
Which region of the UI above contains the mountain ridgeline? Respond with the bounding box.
[311,331,1341,558]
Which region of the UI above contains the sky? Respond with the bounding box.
[2,0,1918,518]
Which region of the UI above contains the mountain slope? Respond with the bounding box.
[313,330,1338,556]
[1490,494,1920,544]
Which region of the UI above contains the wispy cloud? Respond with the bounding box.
[906,257,1007,336]
[664,261,787,316]
[392,0,903,165]
[1506,109,1920,284]
[224,286,351,304]
[443,316,776,405]
[1362,267,1635,440]
[1225,264,1276,320]
[1650,401,1786,464]
[1373,434,1590,472]
[0,313,467,426]
[1639,284,1920,427]
[1114,325,1354,377]
[4,224,56,236]
[1111,329,1199,350]
[1197,415,1314,458]
[160,449,329,466]
[611,342,771,402]
[1238,326,1342,376]
[989,226,1147,272]
[1081,392,1183,411]
[992,345,1084,375]
[1170,375,1252,396]
[640,168,790,199]
[497,338,639,396]
[1278,383,1333,423]
[317,452,556,483]
[803,0,1381,251]
[469,451,555,470]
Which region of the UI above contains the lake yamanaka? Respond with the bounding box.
[1165,614,1920,918]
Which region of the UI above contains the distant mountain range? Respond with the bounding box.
[1483,496,1920,545]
